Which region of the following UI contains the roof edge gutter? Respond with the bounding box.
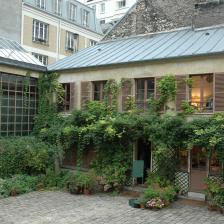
[0,57,47,72]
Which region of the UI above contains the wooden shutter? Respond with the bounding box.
[121,78,133,111]
[214,73,224,112]
[176,75,187,111]
[81,81,92,109]
[69,82,75,111]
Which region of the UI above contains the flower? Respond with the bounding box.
[145,197,165,209]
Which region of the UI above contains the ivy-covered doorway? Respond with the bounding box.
[136,139,151,184]
[190,147,208,193]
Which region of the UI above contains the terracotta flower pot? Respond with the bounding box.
[140,203,145,209]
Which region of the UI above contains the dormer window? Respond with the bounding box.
[55,0,62,16]
[69,3,77,21]
[36,0,46,9]
[82,9,89,27]
[117,0,126,9]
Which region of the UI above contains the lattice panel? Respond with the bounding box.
[175,171,189,195]
[151,148,177,173]
[209,175,224,183]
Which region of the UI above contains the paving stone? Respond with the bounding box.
[0,191,223,224]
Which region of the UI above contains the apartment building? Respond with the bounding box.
[80,0,137,33]
[0,0,22,42]
[21,0,103,65]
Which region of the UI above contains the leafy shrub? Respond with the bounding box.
[144,186,160,200]
[160,186,177,202]
[0,137,60,178]
[67,171,96,194]
[0,175,39,198]
[204,178,224,209]
[144,184,177,207]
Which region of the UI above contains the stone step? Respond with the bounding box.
[187,192,206,201]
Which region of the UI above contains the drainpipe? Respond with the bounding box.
[57,19,61,61]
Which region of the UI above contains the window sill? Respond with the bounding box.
[32,40,49,46]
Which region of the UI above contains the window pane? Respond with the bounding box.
[0,73,37,137]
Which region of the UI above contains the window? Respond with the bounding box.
[100,20,105,25]
[0,73,38,136]
[93,81,106,101]
[66,32,78,52]
[59,83,71,112]
[36,0,46,9]
[32,20,49,43]
[117,0,126,9]
[69,3,77,21]
[91,5,96,11]
[135,78,155,110]
[55,0,62,16]
[100,3,105,13]
[190,74,213,112]
[82,9,89,27]
[32,53,48,65]
[89,40,97,46]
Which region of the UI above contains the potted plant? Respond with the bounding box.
[138,197,146,209]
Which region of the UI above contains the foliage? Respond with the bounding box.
[144,186,160,200]
[0,175,39,198]
[157,74,177,106]
[204,178,224,208]
[181,100,196,115]
[185,77,194,88]
[0,137,60,178]
[143,184,177,207]
[67,171,96,194]
[33,72,64,134]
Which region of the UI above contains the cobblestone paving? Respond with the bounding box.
[0,191,223,224]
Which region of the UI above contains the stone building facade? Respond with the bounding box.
[104,0,224,40]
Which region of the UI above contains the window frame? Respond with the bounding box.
[36,0,46,9]
[117,0,126,9]
[82,9,90,27]
[189,74,214,113]
[0,73,38,136]
[69,3,77,21]
[32,53,48,65]
[66,31,78,52]
[89,40,97,47]
[93,81,106,101]
[55,0,62,16]
[135,78,155,110]
[100,3,105,13]
[59,83,71,112]
[32,19,49,43]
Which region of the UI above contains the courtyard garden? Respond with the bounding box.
[0,73,224,214]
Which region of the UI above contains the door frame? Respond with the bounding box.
[189,147,209,192]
